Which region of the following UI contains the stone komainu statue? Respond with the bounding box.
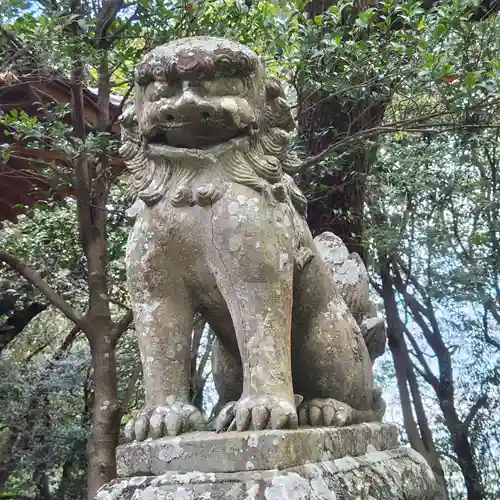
[120,37,386,439]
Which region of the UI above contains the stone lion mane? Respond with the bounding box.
[118,76,307,215]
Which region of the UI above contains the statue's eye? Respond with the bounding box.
[203,78,244,96]
[146,81,178,101]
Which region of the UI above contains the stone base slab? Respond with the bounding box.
[117,423,398,476]
[97,446,437,500]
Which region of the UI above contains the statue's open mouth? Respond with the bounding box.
[147,123,252,150]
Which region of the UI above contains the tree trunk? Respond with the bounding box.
[86,335,120,499]
[68,18,122,496]
[388,256,486,500]
[439,393,486,500]
[33,467,52,500]
[297,0,389,261]
[379,256,449,499]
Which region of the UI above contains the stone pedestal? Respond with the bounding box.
[96,423,437,499]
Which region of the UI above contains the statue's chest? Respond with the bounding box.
[134,180,306,261]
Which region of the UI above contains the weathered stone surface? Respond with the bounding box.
[314,232,387,363]
[122,34,387,442]
[98,446,437,500]
[117,423,399,476]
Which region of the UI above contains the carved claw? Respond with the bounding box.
[214,402,237,432]
[215,395,298,432]
[124,395,204,441]
[298,398,353,427]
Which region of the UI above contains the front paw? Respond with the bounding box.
[298,398,352,427]
[124,395,204,441]
[215,395,298,432]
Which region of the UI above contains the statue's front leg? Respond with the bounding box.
[214,275,298,432]
[124,227,203,441]
[211,212,297,432]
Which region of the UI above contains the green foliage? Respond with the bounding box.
[369,129,500,498]
[292,0,500,495]
[0,310,90,499]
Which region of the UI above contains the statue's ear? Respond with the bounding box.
[264,77,295,132]
[265,76,286,101]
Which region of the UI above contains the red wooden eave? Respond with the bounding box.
[0,71,125,226]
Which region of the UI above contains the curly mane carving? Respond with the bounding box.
[119,75,306,214]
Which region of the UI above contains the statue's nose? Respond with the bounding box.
[160,90,217,123]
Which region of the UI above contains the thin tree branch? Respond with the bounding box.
[439,450,460,465]
[23,338,54,361]
[58,325,81,354]
[484,297,500,325]
[299,107,500,170]
[109,83,133,129]
[390,258,455,391]
[106,8,140,45]
[463,394,488,431]
[94,0,126,48]
[110,308,133,345]
[119,361,141,417]
[197,327,215,381]
[0,250,89,333]
[482,300,500,349]
[402,323,439,389]
[369,276,383,296]
[411,358,431,383]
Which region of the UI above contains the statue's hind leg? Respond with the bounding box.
[211,338,242,419]
[297,392,386,427]
[291,245,381,427]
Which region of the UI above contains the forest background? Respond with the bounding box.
[0,0,499,499]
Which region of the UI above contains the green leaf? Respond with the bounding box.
[464,71,476,91]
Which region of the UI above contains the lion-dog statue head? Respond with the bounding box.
[120,36,306,216]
